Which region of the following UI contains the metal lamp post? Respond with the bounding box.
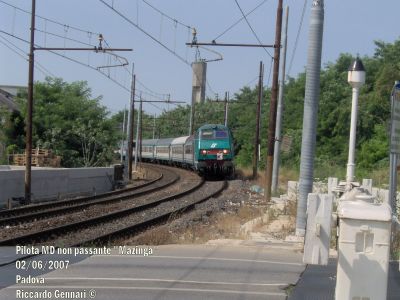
[346,57,366,186]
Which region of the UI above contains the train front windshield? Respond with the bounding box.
[200,129,228,139]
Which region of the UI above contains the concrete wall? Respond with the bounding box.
[0,167,114,207]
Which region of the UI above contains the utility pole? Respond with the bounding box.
[134,93,142,171]
[25,0,36,204]
[153,114,156,139]
[296,0,325,236]
[120,105,126,163]
[272,5,289,193]
[265,0,283,202]
[127,73,136,180]
[139,97,143,163]
[224,92,229,126]
[190,100,195,135]
[253,61,264,179]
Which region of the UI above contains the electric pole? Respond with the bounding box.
[272,5,289,193]
[253,61,264,179]
[120,105,126,163]
[153,114,156,139]
[134,93,142,171]
[24,0,36,204]
[224,92,229,126]
[139,98,143,163]
[127,73,136,180]
[190,100,195,135]
[265,0,283,202]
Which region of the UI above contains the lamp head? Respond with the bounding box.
[348,57,366,88]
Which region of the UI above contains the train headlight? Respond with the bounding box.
[201,149,207,155]
[223,149,229,154]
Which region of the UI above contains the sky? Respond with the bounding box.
[0,0,399,116]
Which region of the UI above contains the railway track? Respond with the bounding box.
[0,175,226,246]
[0,164,178,227]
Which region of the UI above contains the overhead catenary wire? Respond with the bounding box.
[0,0,100,36]
[0,35,54,77]
[0,0,151,94]
[0,29,169,112]
[1,4,173,109]
[0,36,53,76]
[99,0,191,66]
[213,0,270,41]
[100,0,219,104]
[287,0,307,77]
[233,0,273,58]
[102,38,170,101]
[34,28,96,47]
[141,0,193,30]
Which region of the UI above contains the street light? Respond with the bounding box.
[346,57,366,186]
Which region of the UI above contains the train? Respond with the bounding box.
[134,124,235,177]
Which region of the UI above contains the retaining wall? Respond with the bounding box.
[0,166,114,207]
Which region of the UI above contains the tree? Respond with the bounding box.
[13,77,119,167]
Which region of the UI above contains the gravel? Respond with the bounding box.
[44,180,225,247]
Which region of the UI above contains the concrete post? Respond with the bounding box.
[296,0,325,236]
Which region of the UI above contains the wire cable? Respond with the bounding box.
[35,28,96,47]
[233,0,273,58]
[243,75,259,87]
[141,0,193,30]
[287,0,307,77]
[0,34,55,77]
[0,0,99,36]
[0,29,174,113]
[214,0,269,41]
[99,0,191,66]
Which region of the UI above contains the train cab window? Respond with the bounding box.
[215,130,228,138]
[200,129,214,139]
[200,129,228,139]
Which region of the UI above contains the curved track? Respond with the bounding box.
[0,175,226,246]
[0,164,178,226]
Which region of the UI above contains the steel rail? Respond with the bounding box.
[80,180,227,246]
[0,177,208,246]
[0,171,178,227]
